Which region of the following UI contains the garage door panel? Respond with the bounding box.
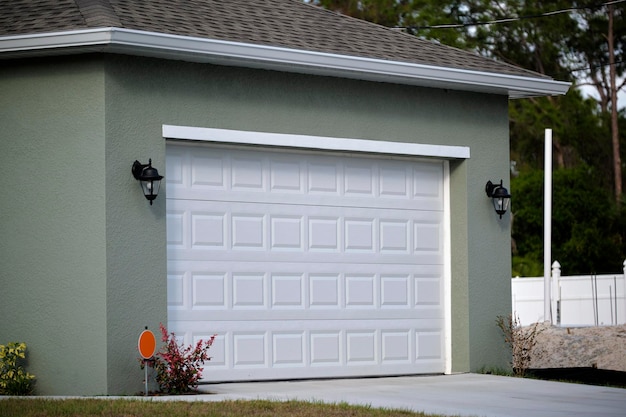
[168,261,444,275]
[170,318,444,381]
[168,189,442,211]
[167,261,445,320]
[167,147,443,211]
[167,200,443,261]
[169,308,444,322]
[177,318,444,335]
[167,144,447,380]
[197,363,444,381]
[170,249,441,266]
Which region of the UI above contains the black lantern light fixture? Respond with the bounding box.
[132,159,163,205]
[485,180,511,219]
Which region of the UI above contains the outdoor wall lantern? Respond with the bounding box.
[485,180,511,219]
[132,159,163,205]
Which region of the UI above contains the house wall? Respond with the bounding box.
[103,58,169,395]
[0,57,109,395]
[0,55,169,396]
[0,53,511,395]
[105,54,512,378]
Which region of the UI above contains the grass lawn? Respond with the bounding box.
[0,398,448,417]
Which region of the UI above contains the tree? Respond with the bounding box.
[512,166,624,274]
[460,0,579,78]
[509,89,613,185]
[312,0,414,27]
[421,0,625,202]
[569,3,625,203]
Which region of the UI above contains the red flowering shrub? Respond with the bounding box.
[142,323,216,394]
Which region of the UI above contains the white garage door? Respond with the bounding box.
[166,142,449,381]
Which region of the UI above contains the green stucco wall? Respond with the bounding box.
[103,55,511,374]
[0,56,168,395]
[0,58,109,394]
[103,58,168,395]
[1,53,511,394]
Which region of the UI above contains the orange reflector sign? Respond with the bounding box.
[138,329,157,359]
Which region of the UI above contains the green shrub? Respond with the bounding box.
[512,255,543,277]
[0,342,36,395]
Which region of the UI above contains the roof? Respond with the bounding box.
[0,0,570,98]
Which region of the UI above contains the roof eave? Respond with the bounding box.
[0,28,571,98]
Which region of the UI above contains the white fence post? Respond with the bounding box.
[623,259,626,324]
[552,261,561,325]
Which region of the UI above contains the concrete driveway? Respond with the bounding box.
[149,373,625,417]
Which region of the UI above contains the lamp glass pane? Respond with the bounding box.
[141,179,160,200]
[492,196,510,215]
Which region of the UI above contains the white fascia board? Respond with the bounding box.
[163,125,470,159]
[0,28,570,98]
[0,27,112,52]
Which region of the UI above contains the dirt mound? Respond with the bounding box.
[526,324,626,372]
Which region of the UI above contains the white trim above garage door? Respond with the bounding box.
[163,125,470,159]
[164,127,456,382]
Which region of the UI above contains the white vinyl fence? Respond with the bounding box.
[512,260,626,326]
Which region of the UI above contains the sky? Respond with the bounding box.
[579,83,626,110]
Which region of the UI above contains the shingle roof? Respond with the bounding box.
[0,0,547,80]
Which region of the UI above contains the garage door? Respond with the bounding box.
[166,142,448,381]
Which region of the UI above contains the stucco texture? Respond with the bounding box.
[0,53,512,394]
[0,57,109,394]
[0,56,168,395]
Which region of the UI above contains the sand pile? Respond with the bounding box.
[525,324,626,372]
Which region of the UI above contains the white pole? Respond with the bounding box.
[544,129,553,324]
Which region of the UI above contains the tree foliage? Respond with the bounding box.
[509,90,613,178]
[572,4,626,108]
[311,0,626,274]
[313,0,414,27]
[567,3,625,202]
[512,166,625,274]
[461,0,579,78]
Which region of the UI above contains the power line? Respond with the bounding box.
[560,59,625,80]
[402,0,625,31]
